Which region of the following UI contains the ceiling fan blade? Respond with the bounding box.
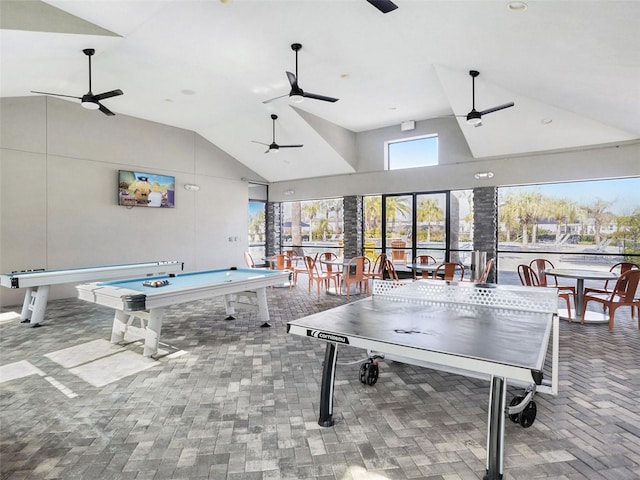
[279,144,304,148]
[302,92,339,103]
[286,71,299,89]
[252,140,270,146]
[262,93,288,105]
[98,103,115,116]
[93,89,123,101]
[30,91,82,100]
[479,102,514,116]
[366,0,398,14]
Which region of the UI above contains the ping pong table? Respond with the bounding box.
[287,280,559,480]
[0,261,183,327]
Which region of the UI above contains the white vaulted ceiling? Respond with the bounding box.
[1,0,638,182]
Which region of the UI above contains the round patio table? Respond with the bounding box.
[545,268,618,323]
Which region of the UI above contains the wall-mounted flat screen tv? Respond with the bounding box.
[118,170,175,208]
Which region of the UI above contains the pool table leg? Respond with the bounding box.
[256,287,271,327]
[111,310,128,344]
[144,308,164,357]
[20,286,49,327]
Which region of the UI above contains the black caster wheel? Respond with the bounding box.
[508,395,523,423]
[359,361,379,385]
[518,401,537,428]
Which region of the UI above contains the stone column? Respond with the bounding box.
[266,201,282,257]
[473,187,498,282]
[342,196,362,258]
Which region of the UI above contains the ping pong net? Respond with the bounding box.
[372,279,559,314]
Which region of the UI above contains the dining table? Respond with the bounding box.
[544,268,618,323]
[406,262,469,280]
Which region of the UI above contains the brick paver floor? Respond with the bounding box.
[1,277,639,479]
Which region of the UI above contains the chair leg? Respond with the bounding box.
[561,294,572,321]
[608,305,617,331]
[581,298,589,325]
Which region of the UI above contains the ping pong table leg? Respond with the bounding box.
[485,375,506,480]
[318,342,338,427]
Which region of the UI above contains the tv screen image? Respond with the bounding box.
[118,170,175,208]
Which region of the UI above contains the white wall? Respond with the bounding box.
[0,96,266,307]
[269,117,640,200]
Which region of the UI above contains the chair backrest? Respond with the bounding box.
[270,253,292,270]
[517,264,540,287]
[383,258,399,281]
[244,252,256,268]
[319,251,338,273]
[413,255,436,265]
[371,253,387,276]
[478,257,495,283]
[435,262,465,281]
[529,258,554,287]
[390,240,407,262]
[344,256,369,280]
[304,255,319,277]
[599,262,639,291]
[610,269,640,302]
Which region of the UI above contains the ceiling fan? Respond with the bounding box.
[252,114,303,153]
[366,0,398,14]
[461,70,514,126]
[263,43,339,105]
[31,48,123,116]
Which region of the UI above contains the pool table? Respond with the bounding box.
[0,261,183,327]
[76,267,291,357]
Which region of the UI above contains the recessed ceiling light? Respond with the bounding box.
[164,98,173,102]
[340,74,349,79]
[507,2,528,11]
[180,89,196,95]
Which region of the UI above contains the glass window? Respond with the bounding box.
[385,195,413,264]
[248,200,266,264]
[497,177,640,285]
[385,135,438,170]
[415,193,447,263]
[449,190,473,265]
[282,198,344,258]
[363,195,382,261]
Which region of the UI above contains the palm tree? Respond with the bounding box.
[500,190,543,247]
[498,197,519,242]
[546,197,579,244]
[385,196,411,237]
[302,202,321,241]
[291,201,302,246]
[364,196,382,238]
[617,207,640,253]
[416,197,444,242]
[249,209,265,242]
[582,198,614,246]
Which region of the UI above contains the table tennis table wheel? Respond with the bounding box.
[518,401,537,428]
[359,361,379,385]
[508,396,524,423]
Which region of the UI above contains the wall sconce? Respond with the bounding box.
[474,171,494,180]
[184,184,200,191]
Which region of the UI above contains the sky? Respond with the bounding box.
[501,178,640,216]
